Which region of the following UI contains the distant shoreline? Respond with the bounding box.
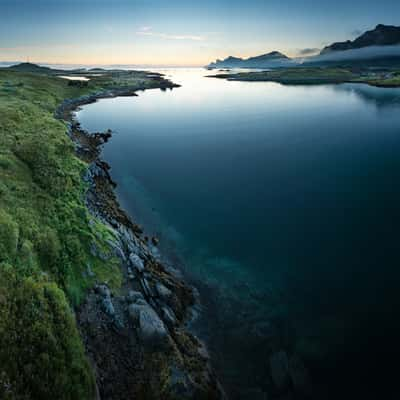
[207,67,400,88]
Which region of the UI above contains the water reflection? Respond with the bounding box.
[334,83,400,108]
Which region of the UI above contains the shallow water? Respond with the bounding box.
[77,69,400,399]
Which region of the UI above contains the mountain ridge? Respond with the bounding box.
[321,24,400,54]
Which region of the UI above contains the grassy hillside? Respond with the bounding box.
[0,69,160,399]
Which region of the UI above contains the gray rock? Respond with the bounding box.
[138,306,168,348]
[135,298,148,306]
[95,284,111,298]
[102,296,115,317]
[106,239,126,261]
[129,253,145,273]
[162,306,177,327]
[141,277,153,297]
[128,301,168,347]
[155,283,172,300]
[269,350,289,389]
[126,290,144,304]
[128,303,145,324]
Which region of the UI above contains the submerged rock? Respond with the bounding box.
[269,351,289,389]
[288,354,311,395]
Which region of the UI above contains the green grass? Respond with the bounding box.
[0,68,159,399]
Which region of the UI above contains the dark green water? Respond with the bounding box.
[78,69,400,399]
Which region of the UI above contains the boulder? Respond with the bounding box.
[138,306,168,348]
[269,351,289,389]
[128,302,168,348]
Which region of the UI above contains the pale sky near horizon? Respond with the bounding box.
[1,0,400,66]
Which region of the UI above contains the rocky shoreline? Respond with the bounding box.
[55,81,225,399]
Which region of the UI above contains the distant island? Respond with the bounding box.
[207,24,400,69]
[207,51,293,69]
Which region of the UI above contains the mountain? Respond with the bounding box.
[321,24,400,54]
[208,51,292,69]
[7,62,57,74]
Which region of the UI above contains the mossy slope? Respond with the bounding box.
[0,69,158,399]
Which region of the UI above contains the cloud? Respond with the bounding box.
[136,27,205,41]
[296,48,320,56]
[307,44,400,63]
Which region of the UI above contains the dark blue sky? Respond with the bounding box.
[1,0,399,65]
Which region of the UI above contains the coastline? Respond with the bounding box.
[207,69,400,88]
[56,82,225,399]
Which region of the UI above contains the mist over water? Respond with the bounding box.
[77,69,400,399]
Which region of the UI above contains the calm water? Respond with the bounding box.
[78,69,400,399]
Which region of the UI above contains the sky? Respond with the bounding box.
[1,0,400,66]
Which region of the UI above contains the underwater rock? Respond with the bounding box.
[288,354,311,395]
[269,350,289,389]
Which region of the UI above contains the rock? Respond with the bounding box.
[128,302,168,348]
[155,282,172,300]
[95,284,116,317]
[129,253,145,273]
[102,296,115,317]
[106,239,126,261]
[162,306,177,327]
[288,355,311,395]
[128,303,144,323]
[138,306,168,348]
[168,366,194,398]
[126,290,144,304]
[141,277,154,297]
[151,237,159,246]
[269,351,289,389]
[95,284,111,298]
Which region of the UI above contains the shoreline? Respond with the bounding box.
[56,82,225,399]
